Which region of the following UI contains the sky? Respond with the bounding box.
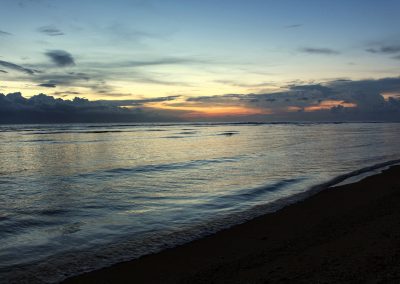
[1,0,400,122]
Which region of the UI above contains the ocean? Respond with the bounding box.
[1,122,400,283]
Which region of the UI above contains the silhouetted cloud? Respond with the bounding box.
[0,30,12,36]
[0,93,184,123]
[0,60,39,75]
[2,77,400,123]
[185,77,400,121]
[38,25,64,36]
[0,70,8,73]
[53,91,80,97]
[45,50,75,67]
[300,47,340,55]
[38,83,56,88]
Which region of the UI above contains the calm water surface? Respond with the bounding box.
[1,122,400,283]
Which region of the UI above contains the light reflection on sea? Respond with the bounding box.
[0,122,400,283]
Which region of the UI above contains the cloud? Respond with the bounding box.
[0,60,39,75]
[285,24,302,29]
[38,25,64,36]
[116,57,211,68]
[0,30,12,36]
[18,0,49,8]
[38,83,56,88]
[0,70,8,73]
[183,77,400,121]
[133,77,191,86]
[86,56,215,71]
[366,45,400,54]
[105,23,161,42]
[215,80,272,88]
[300,47,340,55]
[53,91,80,94]
[2,77,400,123]
[0,92,184,123]
[95,95,181,106]
[53,91,80,97]
[32,72,90,87]
[45,50,75,67]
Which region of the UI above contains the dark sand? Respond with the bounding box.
[64,166,400,283]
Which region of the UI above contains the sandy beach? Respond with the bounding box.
[63,165,400,283]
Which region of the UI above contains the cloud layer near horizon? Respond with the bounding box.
[0,93,184,123]
[1,76,400,123]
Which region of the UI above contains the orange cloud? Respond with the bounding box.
[287,106,302,112]
[304,100,357,112]
[381,92,400,101]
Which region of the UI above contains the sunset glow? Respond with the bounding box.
[304,100,357,112]
[1,0,400,122]
[146,102,271,118]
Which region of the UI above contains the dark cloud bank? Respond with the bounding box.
[0,77,400,123]
[0,93,183,123]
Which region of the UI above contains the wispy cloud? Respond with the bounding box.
[38,83,56,88]
[285,24,302,29]
[132,77,191,86]
[97,95,182,106]
[366,45,400,54]
[0,60,39,75]
[0,30,12,36]
[215,80,272,88]
[38,25,64,36]
[33,72,90,87]
[100,57,213,68]
[300,47,340,55]
[53,91,80,97]
[105,23,163,42]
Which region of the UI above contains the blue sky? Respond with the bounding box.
[1,0,400,121]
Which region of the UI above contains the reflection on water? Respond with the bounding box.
[0,122,400,282]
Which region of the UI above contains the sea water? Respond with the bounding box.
[1,122,400,283]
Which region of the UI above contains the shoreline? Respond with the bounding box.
[64,165,400,283]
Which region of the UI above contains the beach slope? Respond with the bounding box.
[64,165,400,283]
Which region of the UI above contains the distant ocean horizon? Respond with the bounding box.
[1,122,400,283]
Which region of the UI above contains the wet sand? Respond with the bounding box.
[64,165,400,283]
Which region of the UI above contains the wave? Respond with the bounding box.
[77,156,245,179]
[3,158,400,283]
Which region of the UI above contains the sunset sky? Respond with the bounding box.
[1,0,400,121]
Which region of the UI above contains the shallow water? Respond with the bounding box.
[1,122,400,283]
